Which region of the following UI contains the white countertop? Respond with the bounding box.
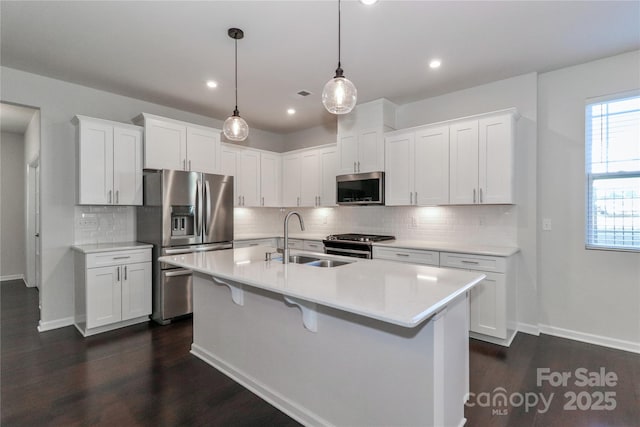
[159,246,484,328]
[234,234,519,257]
[234,233,327,241]
[71,241,153,254]
[374,240,520,257]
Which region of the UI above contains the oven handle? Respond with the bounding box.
[324,247,371,257]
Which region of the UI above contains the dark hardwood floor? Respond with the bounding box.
[2,280,638,426]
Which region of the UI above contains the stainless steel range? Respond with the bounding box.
[323,233,395,259]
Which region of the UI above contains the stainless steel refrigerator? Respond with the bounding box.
[137,169,233,324]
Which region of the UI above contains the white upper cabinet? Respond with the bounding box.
[260,152,281,207]
[337,99,397,174]
[75,115,143,206]
[385,125,449,206]
[282,145,338,207]
[135,113,220,173]
[220,144,278,207]
[450,112,515,204]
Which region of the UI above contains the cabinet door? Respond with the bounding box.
[415,125,449,205]
[300,150,320,206]
[220,145,240,206]
[282,153,301,207]
[337,133,358,174]
[260,152,281,207]
[479,115,514,204]
[357,128,383,173]
[239,150,261,207]
[318,146,338,206]
[121,262,152,321]
[86,266,122,328]
[144,118,187,170]
[469,272,506,339]
[78,120,113,205]
[186,126,220,174]
[449,120,479,204]
[384,133,414,206]
[113,126,143,205]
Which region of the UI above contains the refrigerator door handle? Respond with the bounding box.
[204,180,211,237]
[196,179,203,238]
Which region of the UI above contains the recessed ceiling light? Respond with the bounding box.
[360,0,378,4]
[429,59,442,69]
[206,80,218,88]
[287,108,296,115]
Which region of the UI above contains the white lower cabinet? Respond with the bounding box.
[74,247,152,336]
[234,238,278,248]
[373,245,516,346]
[302,240,324,253]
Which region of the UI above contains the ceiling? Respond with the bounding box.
[1,1,639,134]
[0,103,37,134]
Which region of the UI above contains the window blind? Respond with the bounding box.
[585,93,640,251]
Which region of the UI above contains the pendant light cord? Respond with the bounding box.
[234,37,239,114]
[337,0,342,70]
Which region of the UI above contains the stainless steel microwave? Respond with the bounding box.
[336,171,385,205]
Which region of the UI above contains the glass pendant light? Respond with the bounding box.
[223,28,249,142]
[322,0,357,115]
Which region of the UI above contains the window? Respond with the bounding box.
[586,93,640,251]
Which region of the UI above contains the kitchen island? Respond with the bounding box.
[160,246,485,427]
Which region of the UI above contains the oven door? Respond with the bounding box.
[323,240,372,259]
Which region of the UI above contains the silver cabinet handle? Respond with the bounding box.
[414,192,417,205]
[357,161,360,172]
[261,196,264,206]
[410,192,413,205]
[297,196,300,207]
[112,256,130,260]
[242,196,245,206]
[189,160,192,171]
[108,190,112,204]
[396,253,410,257]
[473,189,477,204]
[124,265,127,280]
[238,196,242,205]
[317,196,321,206]
[183,159,186,170]
[353,162,357,172]
[116,266,120,281]
[479,188,483,203]
[461,260,480,264]
[115,190,119,204]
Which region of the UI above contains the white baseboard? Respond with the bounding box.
[37,316,74,332]
[517,322,540,336]
[191,343,332,427]
[538,324,640,354]
[1,274,25,282]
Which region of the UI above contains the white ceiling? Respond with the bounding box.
[1,1,639,134]
[0,103,37,134]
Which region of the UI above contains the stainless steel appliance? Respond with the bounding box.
[323,233,395,259]
[336,171,385,205]
[137,169,233,324]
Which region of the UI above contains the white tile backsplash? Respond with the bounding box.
[74,206,136,245]
[76,204,517,247]
[233,205,517,247]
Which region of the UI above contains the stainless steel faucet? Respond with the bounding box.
[282,211,305,264]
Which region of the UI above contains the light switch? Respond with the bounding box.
[542,218,552,231]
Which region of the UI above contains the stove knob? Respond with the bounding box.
[359,237,366,242]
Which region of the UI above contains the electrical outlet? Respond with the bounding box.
[542,218,552,231]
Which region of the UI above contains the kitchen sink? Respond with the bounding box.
[269,254,353,268]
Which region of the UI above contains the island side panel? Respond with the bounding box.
[191,273,469,426]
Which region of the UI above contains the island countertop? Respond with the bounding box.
[159,246,485,328]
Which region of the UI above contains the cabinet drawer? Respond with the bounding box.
[286,239,304,250]
[86,249,151,269]
[440,252,505,273]
[234,238,277,248]
[373,246,439,266]
[303,240,324,253]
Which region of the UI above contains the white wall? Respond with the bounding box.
[1,131,26,279]
[538,50,640,349]
[396,73,539,330]
[282,123,337,152]
[0,66,284,329]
